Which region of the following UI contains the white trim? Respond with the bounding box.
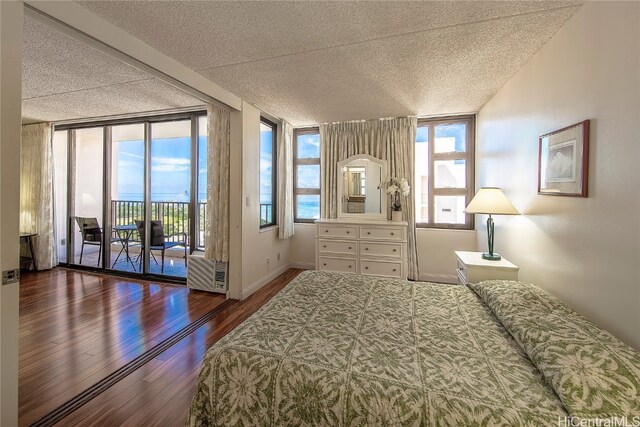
[24,2,242,111]
[259,225,279,234]
[290,261,315,270]
[337,154,388,220]
[418,273,458,285]
[52,106,206,127]
[240,263,291,300]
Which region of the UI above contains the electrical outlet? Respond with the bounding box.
[2,269,20,285]
[266,257,270,264]
[61,238,66,245]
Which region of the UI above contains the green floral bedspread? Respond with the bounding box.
[188,271,568,426]
[469,280,640,422]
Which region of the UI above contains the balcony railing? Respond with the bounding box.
[260,203,273,226]
[111,200,207,247]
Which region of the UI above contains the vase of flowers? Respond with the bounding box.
[379,176,410,222]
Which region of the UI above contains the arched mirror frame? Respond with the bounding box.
[337,154,388,220]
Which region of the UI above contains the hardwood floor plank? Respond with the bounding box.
[19,267,227,427]
[55,268,303,426]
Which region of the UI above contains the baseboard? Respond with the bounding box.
[290,261,315,270]
[241,263,292,300]
[418,273,458,285]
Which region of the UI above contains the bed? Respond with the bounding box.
[188,271,639,426]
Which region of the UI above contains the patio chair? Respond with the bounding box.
[134,220,187,274]
[75,217,121,266]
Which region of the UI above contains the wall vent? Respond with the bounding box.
[187,254,228,293]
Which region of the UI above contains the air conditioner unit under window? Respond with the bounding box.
[187,253,228,294]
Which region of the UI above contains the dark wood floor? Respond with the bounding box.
[19,268,227,426]
[19,267,302,427]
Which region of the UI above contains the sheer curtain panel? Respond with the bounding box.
[205,104,231,262]
[320,117,419,279]
[277,120,294,239]
[20,123,56,270]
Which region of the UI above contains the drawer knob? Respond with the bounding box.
[346,231,350,234]
[365,247,368,251]
[323,263,327,266]
[393,268,397,272]
[323,245,326,248]
[393,249,397,252]
[390,232,395,236]
[365,266,369,270]
[367,232,371,235]
[348,265,352,268]
[348,246,352,250]
[325,230,328,233]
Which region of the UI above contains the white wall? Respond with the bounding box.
[416,228,477,283]
[227,109,244,299]
[0,2,22,424]
[290,223,317,269]
[476,2,640,349]
[239,102,291,298]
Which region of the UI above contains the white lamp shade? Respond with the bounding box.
[465,187,520,215]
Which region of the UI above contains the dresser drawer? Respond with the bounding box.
[318,239,357,255]
[456,259,468,285]
[318,257,357,273]
[318,225,357,239]
[359,241,402,258]
[361,260,403,278]
[360,226,404,241]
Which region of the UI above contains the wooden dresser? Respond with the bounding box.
[315,219,408,279]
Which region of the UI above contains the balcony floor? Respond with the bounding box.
[73,247,187,278]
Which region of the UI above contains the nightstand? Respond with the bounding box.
[455,251,519,285]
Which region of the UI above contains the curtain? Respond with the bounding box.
[277,120,294,239]
[204,104,231,262]
[320,117,419,280]
[20,123,56,270]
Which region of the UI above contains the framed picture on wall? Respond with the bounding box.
[538,119,590,197]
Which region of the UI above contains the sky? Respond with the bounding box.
[115,135,207,202]
[259,124,273,204]
[417,122,466,152]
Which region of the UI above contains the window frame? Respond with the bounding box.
[259,117,278,229]
[53,110,207,280]
[293,127,321,223]
[415,115,475,230]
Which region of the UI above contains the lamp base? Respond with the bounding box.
[482,252,502,261]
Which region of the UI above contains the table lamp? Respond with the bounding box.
[465,187,520,261]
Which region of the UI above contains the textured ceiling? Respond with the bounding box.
[77,1,583,126]
[22,16,203,124]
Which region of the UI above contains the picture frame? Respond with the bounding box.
[538,120,590,197]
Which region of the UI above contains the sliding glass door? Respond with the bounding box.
[109,123,145,274]
[71,127,104,267]
[56,111,207,280]
[149,120,191,277]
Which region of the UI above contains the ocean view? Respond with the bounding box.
[117,192,207,203]
[297,199,320,219]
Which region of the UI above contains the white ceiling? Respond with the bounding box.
[77,0,583,126]
[22,15,204,124]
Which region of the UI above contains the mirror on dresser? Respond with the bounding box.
[337,154,387,219]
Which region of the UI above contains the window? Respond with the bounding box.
[293,128,320,222]
[259,118,277,228]
[52,111,206,279]
[197,116,207,249]
[415,116,475,229]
